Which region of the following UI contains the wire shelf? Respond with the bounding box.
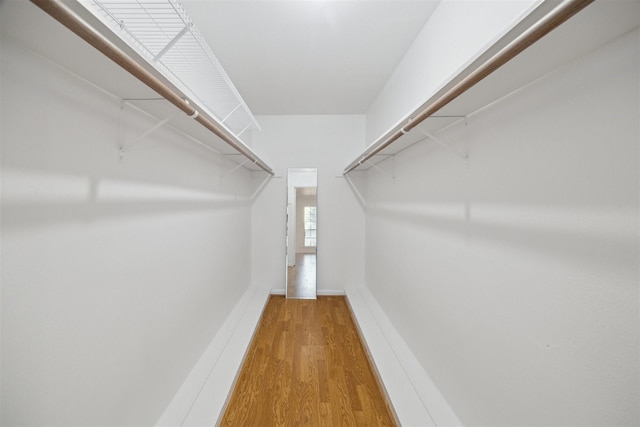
[84,0,260,137]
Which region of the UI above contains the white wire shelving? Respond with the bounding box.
[342,0,596,175]
[83,0,260,139]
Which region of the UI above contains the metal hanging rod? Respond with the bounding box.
[343,0,594,175]
[31,0,274,176]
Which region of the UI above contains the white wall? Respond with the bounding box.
[363,29,639,426]
[365,0,538,144]
[1,39,253,426]
[251,115,366,294]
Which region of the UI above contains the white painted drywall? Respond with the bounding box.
[363,29,640,426]
[365,0,539,144]
[156,284,271,427]
[1,39,254,426]
[250,115,366,294]
[346,285,462,427]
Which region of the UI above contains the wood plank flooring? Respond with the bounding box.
[219,296,398,426]
[287,253,316,299]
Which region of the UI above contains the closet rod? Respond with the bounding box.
[31,0,274,176]
[343,0,593,175]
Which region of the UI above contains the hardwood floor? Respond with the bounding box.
[287,253,316,299]
[219,296,398,426]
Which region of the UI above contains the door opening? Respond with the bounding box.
[286,168,317,299]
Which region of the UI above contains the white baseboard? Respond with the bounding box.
[317,289,346,296]
[156,284,271,427]
[271,289,346,297]
[345,285,463,427]
[156,284,460,427]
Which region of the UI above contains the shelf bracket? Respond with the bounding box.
[251,173,274,202]
[222,159,250,178]
[153,25,190,62]
[415,126,469,163]
[236,123,252,138]
[119,110,179,160]
[222,104,242,124]
[367,160,394,179]
[344,173,366,209]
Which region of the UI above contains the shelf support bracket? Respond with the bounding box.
[236,123,252,138]
[222,104,242,124]
[153,25,190,62]
[344,173,366,209]
[251,173,274,202]
[120,110,179,159]
[222,159,250,178]
[415,126,469,163]
[366,160,394,179]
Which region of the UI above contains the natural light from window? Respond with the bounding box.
[304,206,317,247]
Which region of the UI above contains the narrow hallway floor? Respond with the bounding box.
[219,296,398,426]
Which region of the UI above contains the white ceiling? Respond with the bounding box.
[180,0,439,115]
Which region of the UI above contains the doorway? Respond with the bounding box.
[286,168,317,299]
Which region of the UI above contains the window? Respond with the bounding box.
[304,206,317,247]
